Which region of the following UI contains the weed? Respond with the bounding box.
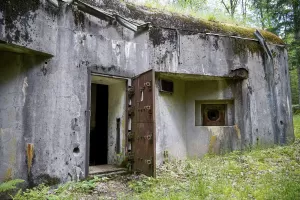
[0,179,24,193]
[13,176,104,200]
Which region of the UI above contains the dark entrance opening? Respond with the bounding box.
[89,84,108,166]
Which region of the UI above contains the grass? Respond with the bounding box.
[10,116,300,199]
[125,115,300,200]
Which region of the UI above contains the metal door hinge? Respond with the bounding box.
[128,106,135,116]
[128,86,135,98]
[128,131,134,141]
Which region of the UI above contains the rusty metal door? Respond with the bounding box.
[128,70,156,177]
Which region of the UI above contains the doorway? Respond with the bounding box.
[90,84,108,165]
[88,75,127,175]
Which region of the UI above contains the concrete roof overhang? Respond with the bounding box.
[0,40,53,57]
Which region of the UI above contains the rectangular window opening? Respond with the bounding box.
[159,79,174,93]
[195,100,234,126]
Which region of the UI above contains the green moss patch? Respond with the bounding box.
[125,3,284,45]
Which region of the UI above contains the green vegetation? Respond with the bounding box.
[126,1,284,44]
[10,176,108,200]
[124,115,300,199]
[290,68,299,105]
[7,117,300,199]
[0,179,24,193]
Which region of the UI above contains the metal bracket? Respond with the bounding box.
[144,81,152,91]
[128,131,134,141]
[128,86,134,98]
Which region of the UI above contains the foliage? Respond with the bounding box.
[174,0,207,10]
[13,176,106,200]
[0,179,24,193]
[137,0,249,26]
[290,68,298,104]
[293,114,300,139]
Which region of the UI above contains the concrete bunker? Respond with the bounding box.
[0,0,294,185]
[89,75,127,174]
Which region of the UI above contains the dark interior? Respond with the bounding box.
[89,84,108,166]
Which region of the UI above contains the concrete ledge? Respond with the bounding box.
[0,40,53,57]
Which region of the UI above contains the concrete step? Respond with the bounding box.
[89,164,128,177]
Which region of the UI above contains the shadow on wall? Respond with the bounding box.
[0,49,50,184]
[0,50,51,84]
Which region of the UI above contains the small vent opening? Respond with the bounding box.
[159,79,174,93]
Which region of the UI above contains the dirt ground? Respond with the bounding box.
[80,173,145,200]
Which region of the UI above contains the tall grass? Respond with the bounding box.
[126,115,300,199]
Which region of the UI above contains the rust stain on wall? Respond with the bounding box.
[26,143,34,174]
[234,124,241,139]
[4,168,12,181]
[208,135,217,154]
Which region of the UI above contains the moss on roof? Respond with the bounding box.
[123,3,284,45]
[85,0,284,45]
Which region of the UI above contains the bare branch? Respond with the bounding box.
[221,0,231,15]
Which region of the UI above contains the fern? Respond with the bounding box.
[0,179,24,193]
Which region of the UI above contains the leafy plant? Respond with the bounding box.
[0,179,24,194]
[13,176,104,200]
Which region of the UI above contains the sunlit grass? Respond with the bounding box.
[126,115,300,199]
[293,114,300,139]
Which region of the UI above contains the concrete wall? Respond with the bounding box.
[152,28,293,162]
[155,78,241,163]
[185,80,240,157]
[0,0,149,185]
[107,81,126,164]
[155,77,187,165]
[0,52,29,183]
[0,50,86,185]
[90,84,97,131]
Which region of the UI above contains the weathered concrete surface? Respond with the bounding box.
[0,0,294,184]
[0,0,149,185]
[154,37,293,164]
[185,80,238,157]
[155,77,241,162]
[155,77,187,165]
[107,81,126,164]
[0,52,29,183]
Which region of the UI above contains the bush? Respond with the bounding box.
[292,104,300,114]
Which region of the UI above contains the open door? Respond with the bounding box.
[128,70,156,177]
